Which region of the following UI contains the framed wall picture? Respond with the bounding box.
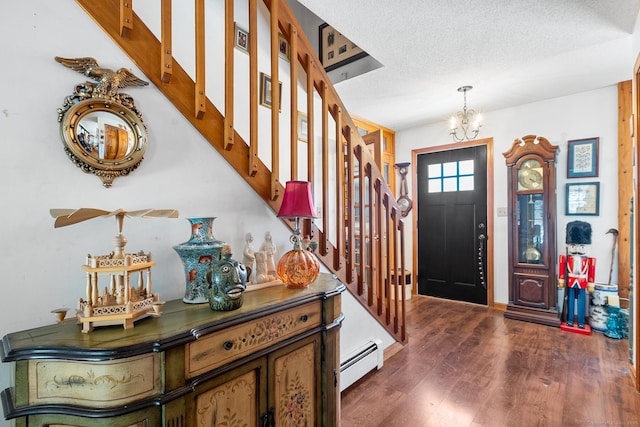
[297,112,308,142]
[259,72,282,111]
[319,23,368,71]
[278,33,290,61]
[234,23,249,53]
[567,137,599,178]
[566,182,600,216]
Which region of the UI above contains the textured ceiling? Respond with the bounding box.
[296,0,640,131]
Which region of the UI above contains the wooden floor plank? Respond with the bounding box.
[341,295,640,427]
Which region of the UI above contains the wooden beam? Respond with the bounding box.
[334,107,343,271]
[618,80,632,307]
[248,0,258,177]
[270,0,280,201]
[119,0,133,38]
[399,218,407,340]
[375,178,383,315]
[289,24,298,180]
[223,0,234,150]
[160,0,172,83]
[391,211,400,333]
[365,162,373,305]
[194,0,205,119]
[383,192,391,324]
[634,55,640,393]
[320,81,329,256]
[345,126,355,284]
[306,54,315,183]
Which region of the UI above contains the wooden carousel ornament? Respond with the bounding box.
[50,208,178,333]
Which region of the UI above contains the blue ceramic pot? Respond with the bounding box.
[173,217,224,303]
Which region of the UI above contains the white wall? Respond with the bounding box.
[396,86,622,305]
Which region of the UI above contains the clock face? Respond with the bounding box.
[517,160,543,190]
[397,195,412,217]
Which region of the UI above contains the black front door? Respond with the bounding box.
[417,145,488,304]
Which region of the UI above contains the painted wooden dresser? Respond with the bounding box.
[0,274,345,426]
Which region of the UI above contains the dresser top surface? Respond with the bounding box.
[1,274,344,362]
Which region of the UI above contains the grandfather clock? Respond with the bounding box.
[503,135,560,326]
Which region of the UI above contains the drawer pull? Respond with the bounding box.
[299,314,308,322]
[223,340,234,350]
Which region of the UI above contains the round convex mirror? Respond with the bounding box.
[60,98,148,187]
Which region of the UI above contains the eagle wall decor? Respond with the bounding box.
[55,56,149,97]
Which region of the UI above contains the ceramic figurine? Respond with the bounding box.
[254,251,276,283]
[206,245,247,311]
[260,231,277,278]
[242,232,256,283]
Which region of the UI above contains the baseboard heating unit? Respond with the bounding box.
[340,338,384,392]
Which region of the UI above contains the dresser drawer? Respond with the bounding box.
[185,301,321,378]
[27,353,162,408]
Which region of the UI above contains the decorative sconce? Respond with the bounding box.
[395,162,412,217]
[449,85,482,142]
[276,181,320,288]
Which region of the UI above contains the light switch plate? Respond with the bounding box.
[497,207,508,217]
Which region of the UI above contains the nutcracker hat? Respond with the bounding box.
[565,221,592,245]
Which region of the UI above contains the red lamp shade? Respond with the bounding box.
[277,181,316,219]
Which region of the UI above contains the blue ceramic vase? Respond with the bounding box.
[173,217,224,303]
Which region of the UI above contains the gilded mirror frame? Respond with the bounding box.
[56,56,149,187]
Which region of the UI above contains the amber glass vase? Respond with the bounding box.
[276,248,319,288]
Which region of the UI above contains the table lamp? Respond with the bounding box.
[276,181,320,288]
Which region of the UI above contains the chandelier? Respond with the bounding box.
[449,85,481,142]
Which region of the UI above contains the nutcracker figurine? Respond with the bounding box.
[558,221,596,334]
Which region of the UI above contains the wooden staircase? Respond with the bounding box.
[74,0,407,343]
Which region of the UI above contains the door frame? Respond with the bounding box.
[632,54,640,392]
[411,137,495,307]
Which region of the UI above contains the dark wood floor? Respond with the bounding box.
[341,295,640,427]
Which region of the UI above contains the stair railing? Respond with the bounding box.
[74,0,407,343]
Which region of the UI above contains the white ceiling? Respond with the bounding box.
[296,0,640,131]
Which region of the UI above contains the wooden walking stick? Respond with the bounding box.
[606,228,618,286]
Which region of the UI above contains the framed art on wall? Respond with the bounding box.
[567,137,599,178]
[297,112,308,142]
[234,23,249,53]
[259,72,282,111]
[566,182,600,216]
[278,33,290,61]
[319,23,367,71]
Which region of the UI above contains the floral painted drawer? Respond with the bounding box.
[185,301,321,378]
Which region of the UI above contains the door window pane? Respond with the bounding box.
[443,177,458,192]
[459,160,474,175]
[427,160,475,193]
[428,178,442,193]
[443,162,457,176]
[459,175,474,191]
[428,164,441,178]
